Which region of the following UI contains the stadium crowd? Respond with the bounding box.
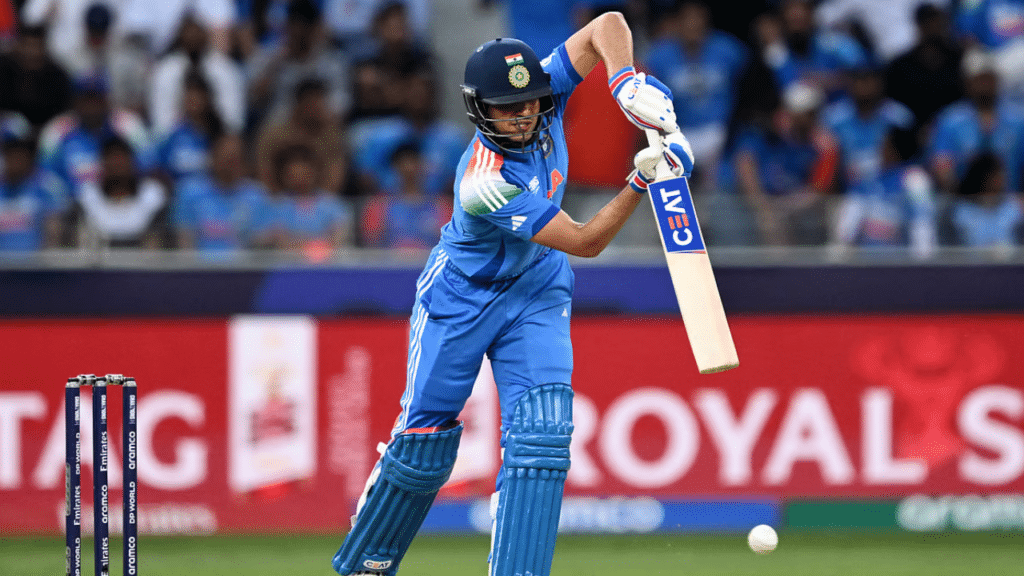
[0,0,1020,256]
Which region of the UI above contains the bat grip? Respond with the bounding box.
[645,129,662,151]
[645,129,673,181]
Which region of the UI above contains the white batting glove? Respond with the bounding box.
[661,131,694,178]
[627,145,667,193]
[609,66,678,133]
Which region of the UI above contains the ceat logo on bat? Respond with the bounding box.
[649,179,705,253]
[363,559,393,570]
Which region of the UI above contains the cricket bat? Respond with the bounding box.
[644,130,739,374]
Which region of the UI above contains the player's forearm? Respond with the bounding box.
[532,186,643,258]
[572,187,644,257]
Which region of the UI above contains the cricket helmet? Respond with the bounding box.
[461,38,554,153]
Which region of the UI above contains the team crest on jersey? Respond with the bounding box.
[509,65,530,88]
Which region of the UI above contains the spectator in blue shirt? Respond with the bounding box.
[0,120,66,250]
[929,49,1024,195]
[38,75,153,198]
[823,66,914,194]
[173,133,276,251]
[351,66,465,195]
[832,126,937,256]
[156,71,226,185]
[361,141,452,249]
[645,0,747,176]
[274,144,354,256]
[951,152,1023,247]
[756,0,868,99]
[735,83,839,245]
[956,0,1024,49]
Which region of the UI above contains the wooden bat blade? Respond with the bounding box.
[647,174,739,374]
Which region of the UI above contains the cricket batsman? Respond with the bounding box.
[332,11,694,576]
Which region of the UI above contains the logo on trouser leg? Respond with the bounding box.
[363,559,393,570]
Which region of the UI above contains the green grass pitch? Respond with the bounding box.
[6,531,1024,576]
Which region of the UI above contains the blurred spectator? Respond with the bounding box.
[347,59,404,123]
[832,126,937,256]
[823,67,914,194]
[755,0,867,98]
[956,0,1024,49]
[734,83,838,245]
[958,0,1024,103]
[929,49,1024,195]
[0,25,74,129]
[38,76,152,198]
[885,4,964,133]
[149,15,246,136]
[324,0,430,48]
[0,114,66,250]
[361,142,451,248]
[352,1,433,77]
[173,133,277,250]
[155,71,225,183]
[20,0,124,73]
[951,152,1023,247]
[247,0,349,123]
[644,0,746,174]
[235,0,289,57]
[120,0,236,54]
[77,136,166,248]
[273,144,354,254]
[483,0,612,57]
[351,67,464,195]
[816,0,948,62]
[62,3,116,77]
[255,78,345,193]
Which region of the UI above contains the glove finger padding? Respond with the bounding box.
[610,67,678,134]
[628,145,668,192]
[634,145,663,180]
[662,131,695,178]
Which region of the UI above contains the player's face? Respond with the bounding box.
[489,99,541,142]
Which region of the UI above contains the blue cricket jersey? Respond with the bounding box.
[957,0,1024,48]
[156,122,210,183]
[438,43,583,282]
[644,31,747,129]
[930,100,1024,190]
[824,98,914,190]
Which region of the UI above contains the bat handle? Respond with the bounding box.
[645,129,662,151]
[644,129,674,182]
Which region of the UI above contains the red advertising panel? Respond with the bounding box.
[0,316,1021,534]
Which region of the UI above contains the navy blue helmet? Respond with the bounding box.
[461,38,555,153]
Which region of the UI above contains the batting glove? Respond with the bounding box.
[628,145,666,193]
[661,131,695,178]
[609,66,678,133]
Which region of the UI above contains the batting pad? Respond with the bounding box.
[490,383,574,576]
[332,423,463,575]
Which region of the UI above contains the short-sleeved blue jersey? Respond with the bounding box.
[736,128,819,196]
[644,32,747,129]
[824,98,914,190]
[769,32,867,93]
[156,122,210,183]
[438,42,583,282]
[0,172,67,250]
[276,192,354,243]
[173,176,275,250]
[929,101,1024,190]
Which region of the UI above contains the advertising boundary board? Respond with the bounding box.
[0,315,1022,534]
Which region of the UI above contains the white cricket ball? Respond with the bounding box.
[747,524,778,554]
